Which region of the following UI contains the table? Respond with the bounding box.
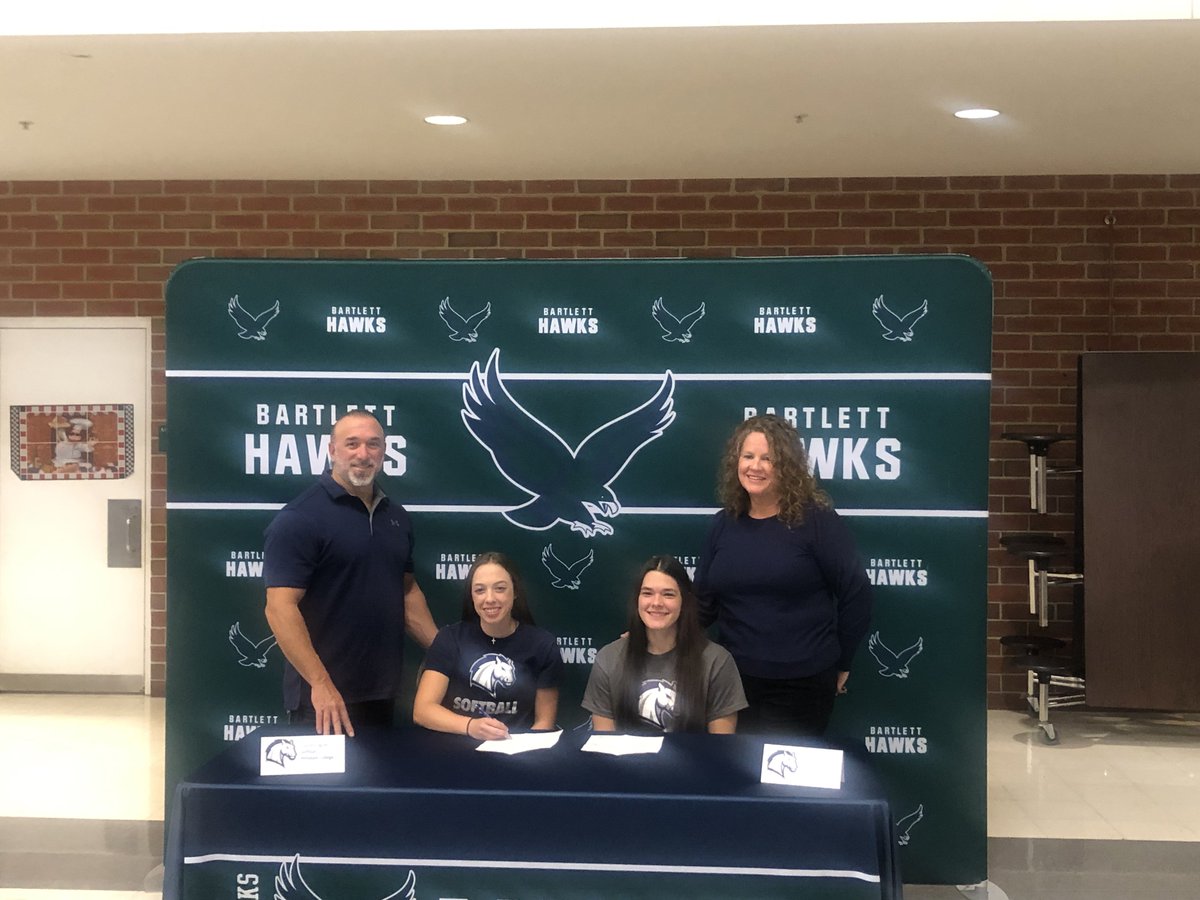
[164,728,901,899]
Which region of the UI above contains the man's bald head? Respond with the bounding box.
[328,411,385,497]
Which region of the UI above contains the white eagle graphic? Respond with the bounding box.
[228,621,278,669]
[227,295,280,341]
[871,295,928,342]
[651,298,706,343]
[274,854,416,900]
[867,632,924,679]
[438,297,491,342]
[540,544,595,590]
[896,804,925,846]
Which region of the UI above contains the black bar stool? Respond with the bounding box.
[1000,533,1083,627]
[1002,432,1080,514]
[999,636,1085,743]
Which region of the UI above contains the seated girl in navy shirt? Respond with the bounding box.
[414,552,562,741]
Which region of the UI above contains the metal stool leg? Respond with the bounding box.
[1036,675,1057,743]
[1032,452,1047,514]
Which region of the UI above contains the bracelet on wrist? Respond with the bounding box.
[465,717,473,737]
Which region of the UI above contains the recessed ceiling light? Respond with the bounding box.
[954,108,1000,120]
[424,115,468,126]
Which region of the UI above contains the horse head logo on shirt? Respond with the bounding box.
[637,679,677,730]
[469,652,516,698]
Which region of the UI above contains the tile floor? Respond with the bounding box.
[987,708,1200,842]
[0,694,1197,899]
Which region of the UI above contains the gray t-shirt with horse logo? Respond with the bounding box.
[582,638,747,732]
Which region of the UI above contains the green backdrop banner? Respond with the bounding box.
[166,256,991,885]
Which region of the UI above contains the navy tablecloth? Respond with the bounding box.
[165,727,902,899]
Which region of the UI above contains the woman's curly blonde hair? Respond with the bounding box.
[717,414,829,526]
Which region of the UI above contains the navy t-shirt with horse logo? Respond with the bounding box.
[424,621,562,730]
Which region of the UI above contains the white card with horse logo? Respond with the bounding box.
[760,743,843,789]
[260,735,345,776]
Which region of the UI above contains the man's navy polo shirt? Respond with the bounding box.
[263,472,415,711]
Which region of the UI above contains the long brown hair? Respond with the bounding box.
[717,414,829,526]
[612,555,708,733]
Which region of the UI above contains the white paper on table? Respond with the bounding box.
[259,734,345,776]
[475,729,563,754]
[760,743,844,789]
[580,734,664,756]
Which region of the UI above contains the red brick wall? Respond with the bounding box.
[3,175,1198,706]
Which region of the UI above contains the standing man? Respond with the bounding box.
[264,410,438,736]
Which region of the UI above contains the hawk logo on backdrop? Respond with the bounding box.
[461,349,676,537]
[766,749,799,779]
[868,631,924,679]
[227,295,280,341]
[228,622,278,669]
[438,297,492,342]
[264,739,297,768]
[638,679,677,730]
[651,298,706,343]
[541,544,595,590]
[469,653,516,697]
[275,854,417,900]
[871,295,928,342]
[896,804,925,846]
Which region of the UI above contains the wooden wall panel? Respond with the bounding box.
[1082,351,1200,710]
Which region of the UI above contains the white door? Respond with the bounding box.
[0,320,150,692]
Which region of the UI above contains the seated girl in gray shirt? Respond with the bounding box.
[583,555,746,733]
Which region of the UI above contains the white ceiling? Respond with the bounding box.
[4,19,1200,180]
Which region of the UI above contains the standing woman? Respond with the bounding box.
[695,415,872,737]
[414,552,561,740]
[583,555,746,733]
